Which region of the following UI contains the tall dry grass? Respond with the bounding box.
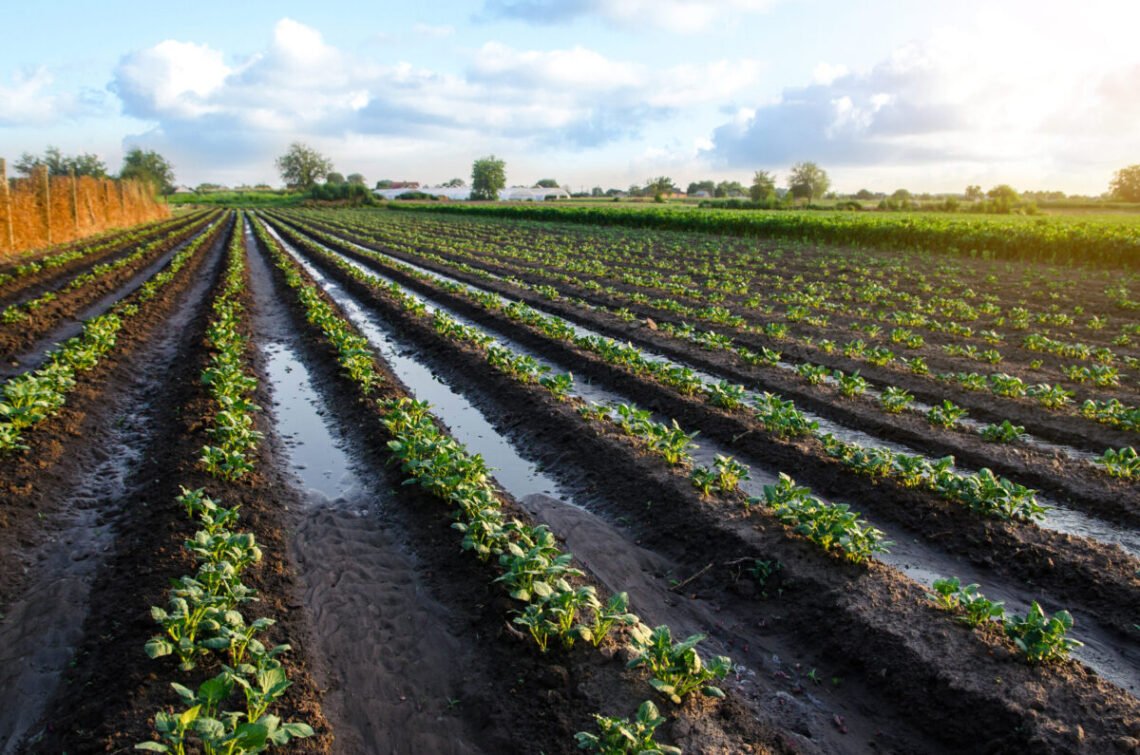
[0,161,170,261]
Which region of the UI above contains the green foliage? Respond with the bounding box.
[121,147,176,194]
[627,625,732,704]
[471,155,507,200]
[1005,602,1083,663]
[575,700,680,755]
[275,142,333,190]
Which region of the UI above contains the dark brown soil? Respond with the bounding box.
[261,213,1140,754]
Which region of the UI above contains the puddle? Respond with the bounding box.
[247,225,485,754]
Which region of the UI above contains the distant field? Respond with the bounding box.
[387,201,1140,268]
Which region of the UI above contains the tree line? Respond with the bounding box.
[12,146,176,196]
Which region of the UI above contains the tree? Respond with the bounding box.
[645,176,678,199]
[1109,165,1140,202]
[890,188,912,201]
[471,155,506,200]
[535,178,560,188]
[120,148,175,194]
[964,185,983,201]
[16,146,108,178]
[346,173,366,186]
[787,162,829,203]
[714,180,746,198]
[591,186,604,197]
[853,188,875,200]
[749,170,776,202]
[326,172,346,185]
[442,177,466,188]
[276,142,333,190]
[375,179,394,189]
[686,180,716,196]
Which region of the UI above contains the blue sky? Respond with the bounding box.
[2,0,1137,193]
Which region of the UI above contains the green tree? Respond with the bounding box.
[964,185,983,201]
[1109,165,1140,202]
[535,178,560,188]
[346,173,366,186]
[276,142,333,190]
[749,170,776,202]
[787,162,830,203]
[16,146,109,178]
[646,176,678,199]
[375,179,394,189]
[853,188,875,200]
[686,180,716,196]
[120,148,175,194]
[714,180,745,198]
[471,155,506,200]
[326,172,346,185]
[591,186,604,197]
[442,177,466,188]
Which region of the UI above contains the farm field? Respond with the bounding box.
[0,206,1138,754]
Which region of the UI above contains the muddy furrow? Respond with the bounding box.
[291,213,1137,501]
[0,212,209,312]
[267,216,1140,645]
[0,214,222,379]
[301,212,1138,456]
[258,216,1140,753]
[0,218,232,753]
[254,218,803,754]
[16,218,333,753]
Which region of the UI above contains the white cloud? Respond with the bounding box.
[113,40,230,119]
[704,9,1140,190]
[110,19,762,165]
[0,67,104,126]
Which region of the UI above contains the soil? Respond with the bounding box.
[259,212,1140,753]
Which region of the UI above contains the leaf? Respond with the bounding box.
[145,637,174,659]
[134,742,170,752]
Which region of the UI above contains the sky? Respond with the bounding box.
[2,0,1138,194]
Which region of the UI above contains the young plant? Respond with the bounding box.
[575,700,680,755]
[627,625,732,704]
[980,420,1026,444]
[926,399,967,429]
[1004,602,1083,663]
[879,386,914,414]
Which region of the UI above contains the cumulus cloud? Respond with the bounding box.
[704,21,1140,177]
[479,0,778,33]
[0,67,105,126]
[110,18,762,161]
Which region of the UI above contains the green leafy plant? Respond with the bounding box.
[627,625,732,704]
[575,700,680,754]
[1004,602,1083,663]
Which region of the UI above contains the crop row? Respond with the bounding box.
[0,215,226,452]
[0,211,208,289]
[264,214,1085,669]
[200,215,263,481]
[252,216,732,750]
[1,211,215,324]
[278,210,1136,469]
[303,208,1138,367]
[384,202,1140,268]
[271,216,1053,524]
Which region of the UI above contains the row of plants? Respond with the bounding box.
[274,219,1054,525]
[383,202,1140,268]
[1,211,213,325]
[275,215,903,576]
[252,216,729,752]
[273,212,1109,712]
[0,211,208,289]
[199,216,263,481]
[137,486,314,753]
[280,211,1131,491]
[0,215,227,453]
[293,209,1138,394]
[926,577,1083,663]
[273,213,1102,685]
